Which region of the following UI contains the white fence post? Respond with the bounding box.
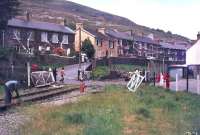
[176,73,178,92]
[197,75,200,95]
[27,62,31,88]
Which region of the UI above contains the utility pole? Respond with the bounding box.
[27,33,32,88]
[78,27,82,80]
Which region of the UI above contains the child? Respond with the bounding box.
[80,80,87,93]
[60,67,65,83]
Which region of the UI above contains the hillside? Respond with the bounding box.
[18,0,191,43]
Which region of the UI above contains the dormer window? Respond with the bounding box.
[52,33,59,43]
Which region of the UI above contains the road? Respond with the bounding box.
[57,62,91,82]
[56,63,128,87]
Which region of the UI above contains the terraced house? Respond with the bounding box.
[75,23,119,58]
[0,17,75,56]
[160,42,187,62]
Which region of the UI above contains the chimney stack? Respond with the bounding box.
[197,32,200,40]
[98,28,106,35]
[64,18,69,26]
[26,12,31,21]
[76,23,83,30]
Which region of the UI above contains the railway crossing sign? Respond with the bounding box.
[127,70,145,92]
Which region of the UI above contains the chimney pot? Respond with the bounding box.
[76,23,83,30]
[98,28,106,35]
[26,12,31,21]
[197,32,200,40]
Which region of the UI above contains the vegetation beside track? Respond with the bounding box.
[19,85,200,135]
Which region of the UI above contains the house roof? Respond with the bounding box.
[8,18,75,34]
[160,42,186,50]
[133,35,159,45]
[106,29,160,45]
[106,29,133,41]
[86,28,109,40]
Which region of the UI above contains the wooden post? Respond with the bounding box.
[153,72,156,86]
[27,62,31,88]
[186,66,189,92]
[176,73,178,92]
[197,75,199,94]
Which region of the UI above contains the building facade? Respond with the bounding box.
[75,24,118,58]
[0,18,75,56]
[160,42,186,62]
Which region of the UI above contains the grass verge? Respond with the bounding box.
[20,85,200,135]
[92,64,146,79]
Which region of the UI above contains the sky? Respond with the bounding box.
[69,0,200,39]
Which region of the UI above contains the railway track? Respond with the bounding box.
[0,85,79,111]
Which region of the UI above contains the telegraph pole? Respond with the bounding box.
[78,27,82,80]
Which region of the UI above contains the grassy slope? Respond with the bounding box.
[92,64,145,79]
[20,85,200,135]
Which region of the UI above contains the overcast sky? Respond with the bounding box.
[69,0,200,39]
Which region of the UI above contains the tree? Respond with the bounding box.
[81,39,95,59]
[0,0,20,30]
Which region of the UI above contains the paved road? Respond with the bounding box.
[57,62,91,81]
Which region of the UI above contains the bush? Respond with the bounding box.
[53,47,65,56]
[0,85,4,97]
[91,66,109,80]
[81,39,95,59]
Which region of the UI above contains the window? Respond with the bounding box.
[118,40,120,45]
[96,39,99,46]
[52,33,59,43]
[138,51,142,56]
[168,49,170,54]
[28,31,34,41]
[41,32,48,42]
[101,40,103,46]
[109,41,114,49]
[144,44,148,50]
[13,29,21,40]
[139,43,142,49]
[62,35,69,44]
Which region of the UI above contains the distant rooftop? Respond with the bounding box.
[106,29,133,41]
[86,28,109,40]
[160,42,186,50]
[8,18,75,34]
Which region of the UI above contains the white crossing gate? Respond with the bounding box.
[127,71,145,92]
[31,71,55,87]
